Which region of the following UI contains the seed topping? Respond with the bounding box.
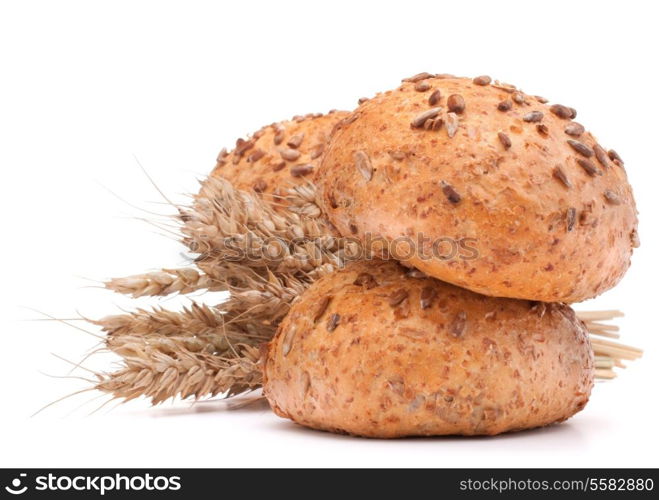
[498,132,512,150]
[280,148,301,161]
[234,138,254,157]
[523,111,543,122]
[492,81,516,93]
[497,99,512,111]
[414,80,431,92]
[405,269,427,278]
[389,289,409,307]
[424,117,443,131]
[253,179,267,193]
[552,166,572,189]
[440,180,461,204]
[550,104,573,119]
[286,134,304,149]
[593,144,609,168]
[577,158,600,176]
[447,94,466,114]
[309,143,324,160]
[608,149,624,166]
[282,326,296,356]
[512,92,526,105]
[290,164,314,177]
[567,139,593,157]
[446,112,460,137]
[403,72,434,82]
[428,89,442,106]
[420,286,437,309]
[389,150,406,161]
[354,150,373,181]
[326,313,341,332]
[411,107,442,128]
[564,122,585,137]
[566,207,576,232]
[603,190,621,205]
[216,148,228,164]
[248,149,265,162]
[536,123,549,136]
[473,75,491,86]
[353,272,378,289]
[313,296,331,323]
[450,311,467,338]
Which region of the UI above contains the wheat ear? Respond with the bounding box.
[94,302,272,342]
[96,341,262,404]
[105,268,223,297]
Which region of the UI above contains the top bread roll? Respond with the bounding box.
[211,110,349,200]
[315,74,639,303]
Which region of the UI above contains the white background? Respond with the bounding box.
[1,0,657,468]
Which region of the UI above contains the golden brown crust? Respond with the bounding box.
[315,75,638,303]
[212,111,350,201]
[263,260,594,438]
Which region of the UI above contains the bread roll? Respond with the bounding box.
[263,260,594,437]
[315,75,638,302]
[212,110,349,199]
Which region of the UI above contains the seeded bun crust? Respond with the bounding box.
[315,74,638,303]
[211,110,349,199]
[263,260,594,438]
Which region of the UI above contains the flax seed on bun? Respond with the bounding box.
[315,75,638,303]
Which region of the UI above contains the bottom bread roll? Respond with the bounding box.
[263,260,594,438]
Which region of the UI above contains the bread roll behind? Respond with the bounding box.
[212,110,349,200]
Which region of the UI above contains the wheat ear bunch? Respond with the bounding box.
[180,177,349,276]
[92,301,271,402]
[105,178,349,298]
